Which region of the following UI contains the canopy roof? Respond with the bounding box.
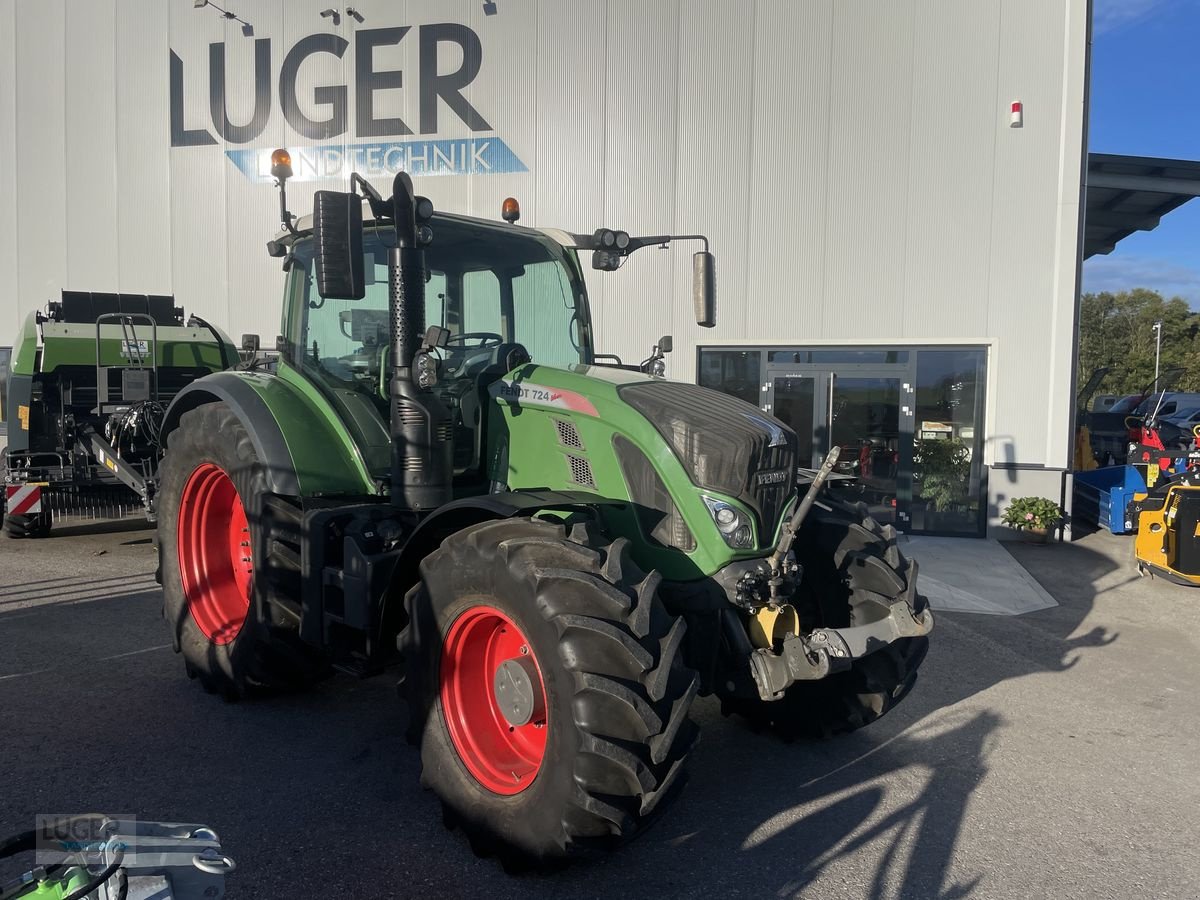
[1085,153,1200,258]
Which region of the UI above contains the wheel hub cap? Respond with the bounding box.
[494,657,541,727]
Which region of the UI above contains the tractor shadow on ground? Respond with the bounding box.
[532,534,1125,898]
[0,535,1125,899]
[620,705,1003,900]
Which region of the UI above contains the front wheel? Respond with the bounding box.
[722,500,930,739]
[400,517,700,867]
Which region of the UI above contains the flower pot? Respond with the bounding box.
[1024,526,1050,544]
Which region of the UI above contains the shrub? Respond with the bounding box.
[1001,496,1066,531]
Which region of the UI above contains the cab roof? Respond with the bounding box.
[274,204,579,250]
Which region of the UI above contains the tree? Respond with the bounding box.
[1077,288,1200,400]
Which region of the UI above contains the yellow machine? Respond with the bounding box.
[1134,480,1200,585]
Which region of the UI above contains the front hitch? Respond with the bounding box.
[747,571,934,702]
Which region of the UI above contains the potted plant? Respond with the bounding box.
[1001,496,1066,542]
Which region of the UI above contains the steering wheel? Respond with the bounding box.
[444,332,504,349]
[442,332,505,377]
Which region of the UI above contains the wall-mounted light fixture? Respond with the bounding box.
[194,0,254,37]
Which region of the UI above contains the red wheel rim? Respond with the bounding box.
[177,463,252,645]
[440,606,549,794]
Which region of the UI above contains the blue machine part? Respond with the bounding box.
[1073,466,1148,534]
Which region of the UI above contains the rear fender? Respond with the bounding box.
[160,371,374,497]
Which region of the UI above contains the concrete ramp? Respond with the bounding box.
[902,536,1059,615]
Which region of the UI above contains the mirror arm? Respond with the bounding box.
[350,173,392,221]
[570,232,710,256]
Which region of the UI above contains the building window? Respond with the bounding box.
[697,344,988,536]
[697,349,760,407]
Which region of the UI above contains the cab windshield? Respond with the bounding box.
[289,217,591,402]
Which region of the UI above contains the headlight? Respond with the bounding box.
[702,496,754,549]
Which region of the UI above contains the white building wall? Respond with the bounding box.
[0,0,1088,488]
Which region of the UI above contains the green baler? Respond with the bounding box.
[155,157,933,867]
[2,294,237,537]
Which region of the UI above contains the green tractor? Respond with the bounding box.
[156,152,932,866]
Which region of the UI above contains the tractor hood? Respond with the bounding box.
[614,377,800,541]
[489,362,800,572]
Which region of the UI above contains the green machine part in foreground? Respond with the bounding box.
[155,164,932,868]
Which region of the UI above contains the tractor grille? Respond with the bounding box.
[619,380,798,546]
[566,453,595,489]
[613,434,695,551]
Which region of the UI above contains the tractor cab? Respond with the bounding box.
[280,214,593,491]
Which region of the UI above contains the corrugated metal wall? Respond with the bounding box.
[0,0,1088,470]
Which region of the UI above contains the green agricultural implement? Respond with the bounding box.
[155,151,932,867]
[2,295,238,538]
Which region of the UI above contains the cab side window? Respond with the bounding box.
[462,270,503,334]
[511,260,578,365]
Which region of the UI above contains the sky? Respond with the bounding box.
[1083,0,1200,303]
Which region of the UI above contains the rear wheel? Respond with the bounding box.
[3,511,52,539]
[158,402,324,698]
[400,517,699,867]
[722,499,930,739]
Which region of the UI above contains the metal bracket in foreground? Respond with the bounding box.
[748,598,933,702]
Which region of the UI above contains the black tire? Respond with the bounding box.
[158,401,325,698]
[722,499,930,740]
[3,511,52,539]
[400,517,700,867]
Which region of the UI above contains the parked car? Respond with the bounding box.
[1089,393,1148,464]
[1088,391,1200,464]
[1134,392,1200,420]
[1155,407,1200,450]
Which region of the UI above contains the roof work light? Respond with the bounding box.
[271,148,293,183]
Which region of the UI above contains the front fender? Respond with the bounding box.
[160,371,376,497]
[392,490,628,594]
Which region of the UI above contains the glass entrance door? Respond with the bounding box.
[827,374,908,527]
[766,369,912,528]
[770,374,818,467]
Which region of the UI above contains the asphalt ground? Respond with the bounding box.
[2,521,1199,899]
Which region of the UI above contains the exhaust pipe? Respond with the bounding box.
[387,172,452,511]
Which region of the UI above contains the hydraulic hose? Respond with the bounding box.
[59,843,126,900]
[0,816,125,900]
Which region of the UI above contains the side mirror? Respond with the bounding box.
[693,252,716,328]
[312,191,365,300]
[658,335,673,354]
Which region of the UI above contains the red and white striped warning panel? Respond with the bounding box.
[5,484,42,515]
